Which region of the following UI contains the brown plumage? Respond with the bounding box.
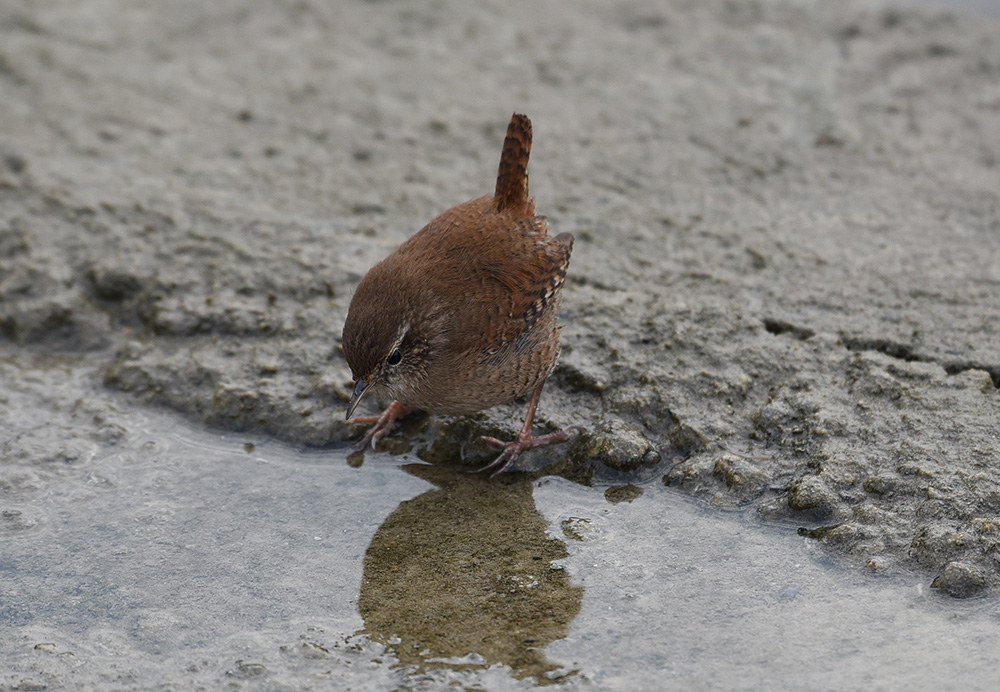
[342,113,582,476]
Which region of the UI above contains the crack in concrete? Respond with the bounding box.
[763,318,1000,388]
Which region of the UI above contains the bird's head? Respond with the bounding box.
[341,261,435,419]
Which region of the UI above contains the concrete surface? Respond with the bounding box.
[2,0,999,688]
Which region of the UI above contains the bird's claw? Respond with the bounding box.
[347,400,411,453]
[471,424,585,478]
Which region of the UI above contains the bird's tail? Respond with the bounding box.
[494,113,533,215]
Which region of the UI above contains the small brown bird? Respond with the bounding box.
[342,113,583,476]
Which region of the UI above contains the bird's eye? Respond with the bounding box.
[386,348,402,366]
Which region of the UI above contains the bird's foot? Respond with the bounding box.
[348,400,413,452]
[475,425,585,478]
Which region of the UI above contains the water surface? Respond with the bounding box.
[2,356,999,689]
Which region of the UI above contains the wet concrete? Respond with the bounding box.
[4,352,1000,690]
[2,0,1000,688]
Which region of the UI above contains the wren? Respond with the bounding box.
[341,113,583,476]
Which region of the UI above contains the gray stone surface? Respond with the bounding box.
[1,0,998,602]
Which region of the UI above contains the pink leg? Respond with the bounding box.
[475,381,585,478]
[348,400,413,452]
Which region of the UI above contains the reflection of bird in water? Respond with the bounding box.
[358,463,583,682]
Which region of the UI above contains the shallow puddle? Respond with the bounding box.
[2,356,999,690]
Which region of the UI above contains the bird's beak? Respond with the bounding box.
[346,379,372,420]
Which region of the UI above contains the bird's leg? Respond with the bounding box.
[475,381,585,478]
[348,400,414,452]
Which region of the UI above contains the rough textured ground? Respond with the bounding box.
[1,0,998,602]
